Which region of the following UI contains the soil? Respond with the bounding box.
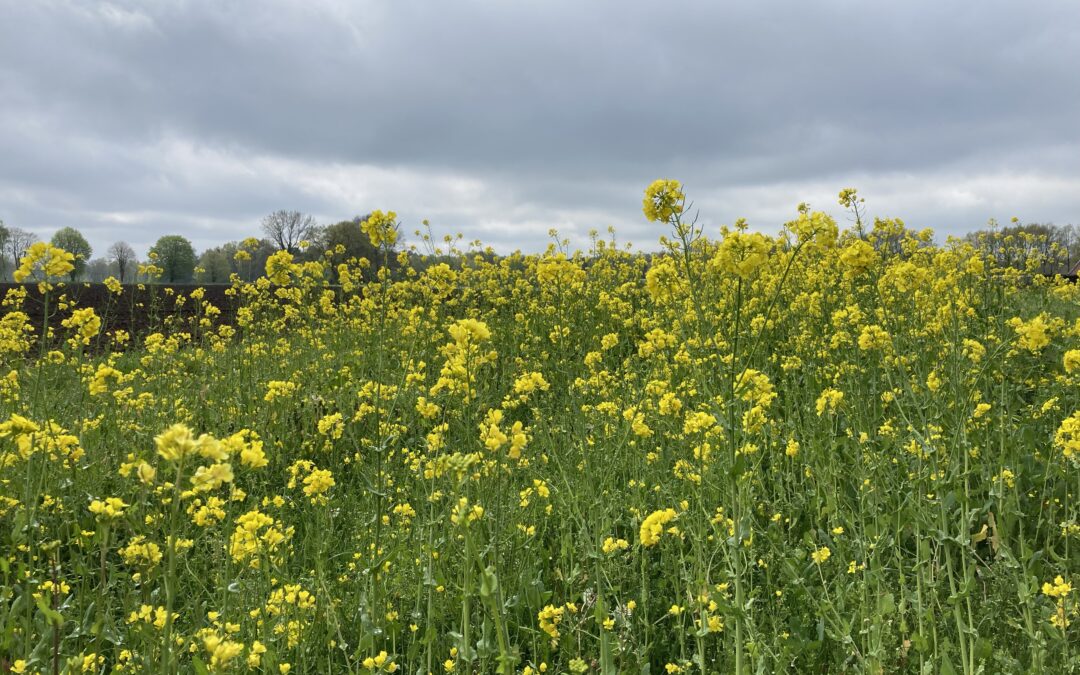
[1,282,240,348]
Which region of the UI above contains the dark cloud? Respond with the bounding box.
[1,0,1078,257]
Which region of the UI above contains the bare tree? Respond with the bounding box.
[966,221,1080,275]
[261,210,316,254]
[107,241,137,282]
[6,227,38,273]
[85,258,113,283]
[0,220,8,280]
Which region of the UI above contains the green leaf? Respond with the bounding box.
[940,655,958,675]
[33,596,62,627]
[879,592,895,616]
[480,566,498,598]
[192,654,210,675]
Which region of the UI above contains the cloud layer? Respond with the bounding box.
[2,0,1078,257]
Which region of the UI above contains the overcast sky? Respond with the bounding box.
[2,0,1079,258]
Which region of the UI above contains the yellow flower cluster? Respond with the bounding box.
[89,497,129,520]
[602,537,629,554]
[12,241,74,283]
[537,604,565,644]
[815,388,844,416]
[155,423,200,462]
[1065,349,1080,374]
[811,546,832,565]
[642,179,685,223]
[640,508,678,547]
[361,210,400,248]
[119,536,163,569]
[712,231,772,280]
[839,240,876,275]
[265,250,295,285]
[127,604,172,629]
[1008,314,1051,352]
[479,408,528,459]
[430,318,496,400]
[1043,575,1074,629]
[229,509,294,568]
[61,307,101,346]
[450,496,484,526]
[1054,411,1080,461]
[264,380,298,402]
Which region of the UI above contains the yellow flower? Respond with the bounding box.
[815,388,844,416]
[994,468,1016,489]
[190,462,234,492]
[362,650,390,669]
[1064,349,1080,374]
[155,423,198,462]
[89,497,128,520]
[926,370,942,392]
[811,546,831,565]
[232,431,268,469]
[13,241,75,283]
[785,439,799,458]
[361,210,400,247]
[1055,412,1080,460]
[839,240,876,275]
[247,641,267,668]
[119,536,163,568]
[639,508,678,547]
[642,179,685,223]
[203,632,244,669]
[1042,575,1072,599]
[838,187,861,208]
[712,231,771,280]
[450,497,484,526]
[857,324,890,351]
[302,468,335,503]
[89,364,123,396]
[317,412,345,439]
[1007,315,1051,352]
[61,308,101,345]
[264,380,298,402]
[229,509,293,568]
[601,537,630,554]
[537,604,565,643]
[265,250,295,285]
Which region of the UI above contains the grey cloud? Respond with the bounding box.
[0,0,1078,257]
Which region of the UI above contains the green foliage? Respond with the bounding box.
[149,235,197,283]
[51,227,92,281]
[313,217,380,281]
[196,248,232,284]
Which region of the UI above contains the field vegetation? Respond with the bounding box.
[1,183,1078,674]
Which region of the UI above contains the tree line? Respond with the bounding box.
[0,210,386,284]
[963,221,1080,275]
[1,213,1076,284]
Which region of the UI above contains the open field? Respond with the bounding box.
[2,186,1079,674]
